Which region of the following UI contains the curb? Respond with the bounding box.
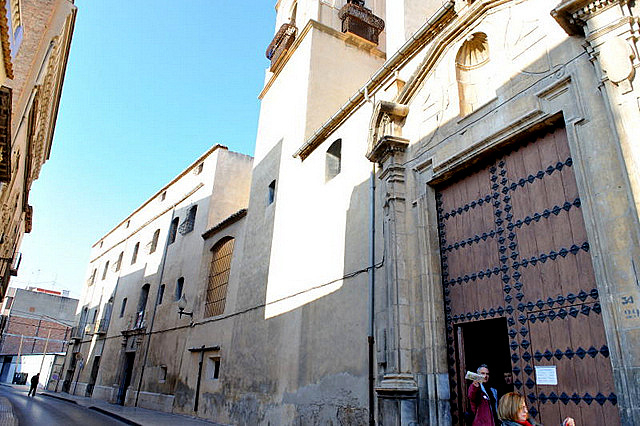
[89,406,142,426]
[41,393,141,426]
[40,393,78,404]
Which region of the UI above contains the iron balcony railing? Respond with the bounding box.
[265,23,297,71]
[95,318,109,335]
[134,310,145,330]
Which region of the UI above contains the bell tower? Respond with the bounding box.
[255,0,386,161]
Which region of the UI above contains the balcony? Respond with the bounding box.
[134,310,145,330]
[70,325,84,341]
[265,23,297,72]
[338,1,385,45]
[95,318,109,335]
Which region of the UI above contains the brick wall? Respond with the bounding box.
[0,315,69,354]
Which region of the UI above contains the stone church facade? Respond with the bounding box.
[65,1,640,425]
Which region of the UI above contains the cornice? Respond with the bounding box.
[293,1,456,160]
[0,1,14,79]
[551,0,629,36]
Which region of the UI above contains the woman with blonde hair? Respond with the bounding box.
[497,392,575,426]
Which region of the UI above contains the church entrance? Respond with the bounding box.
[454,317,513,420]
[435,125,620,426]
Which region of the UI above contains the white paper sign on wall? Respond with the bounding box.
[535,366,558,385]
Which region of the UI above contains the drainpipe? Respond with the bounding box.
[134,209,176,407]
[368,164,376,425]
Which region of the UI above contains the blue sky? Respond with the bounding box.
[14,1,276,298]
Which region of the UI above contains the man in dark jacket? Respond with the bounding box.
[468,364,499,426]
[28,373,39,397]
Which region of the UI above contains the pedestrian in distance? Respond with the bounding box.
[467,364,500,426]
[498,391,575,426]
[28,373,39,397]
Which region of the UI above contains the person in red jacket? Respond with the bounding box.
[468,364,500,426]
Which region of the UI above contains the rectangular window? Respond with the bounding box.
[157,284,165,305]
[208,356,220,380]
[268,180,276,205]
[159,365,167,383]
[4,296,13,310]
[119,298,127,318]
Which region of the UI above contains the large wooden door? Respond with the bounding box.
[436,126,619,426]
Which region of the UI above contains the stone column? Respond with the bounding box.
[368,134,419,425]
[553,2,640,424]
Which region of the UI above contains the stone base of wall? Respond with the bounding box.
[91,385,115,402]
[133,390,175,413]
[70,382,88,397]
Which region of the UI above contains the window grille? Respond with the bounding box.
[204,238,234,317]
[179,205,197,235]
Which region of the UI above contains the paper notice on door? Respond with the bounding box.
[535,366,558,385]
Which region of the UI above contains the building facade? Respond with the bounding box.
[60,145,253,407]
[0,286,77,388]
[0,0,76,298]
[64,0,640,425]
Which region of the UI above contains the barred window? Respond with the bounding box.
[204,237,235,318]
[179,205,197,235]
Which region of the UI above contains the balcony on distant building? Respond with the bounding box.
[339,0,385,45]
[266,23,297,72]
[70,325,84,341]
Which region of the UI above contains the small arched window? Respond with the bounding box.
[150,229,160,253]
[268,180,276,205]
[456,32,492,116]
[175,277,184,301]
[102,261,110,280]
[131,242,140,264]
[325,139,342,181]
[168,217,179,244]
[204,237,235,318]
[115,251,124,272]
[119,298,127,318]
[138,284,150,313]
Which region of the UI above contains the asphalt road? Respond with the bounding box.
[0,386,125,425]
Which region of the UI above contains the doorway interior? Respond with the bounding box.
[455,317,513,421]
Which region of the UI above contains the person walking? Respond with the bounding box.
[28,373,39,397]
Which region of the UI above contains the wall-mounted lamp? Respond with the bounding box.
[177,294,193,318]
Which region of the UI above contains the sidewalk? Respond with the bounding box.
[3,383,221,426]
[0,396,17,426]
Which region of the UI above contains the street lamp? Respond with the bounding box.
[177,294,193,318]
